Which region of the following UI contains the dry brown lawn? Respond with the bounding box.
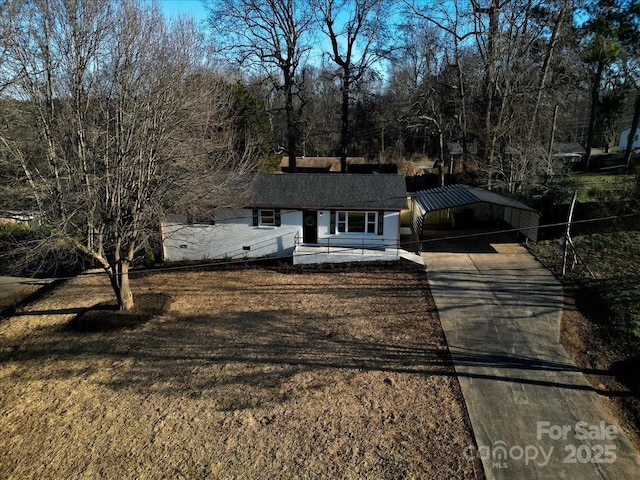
[0,263,482,479]
[560,290,640,452]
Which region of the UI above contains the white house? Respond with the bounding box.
[618,126,640,150]
[162,173,408,265]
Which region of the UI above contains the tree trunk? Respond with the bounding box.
[477,0,499,188]
[585,60,605,170]
[109,261,134,311]
[284,74,297,172]
[340,70,350,173]
[527,5,564,144]
[455,45,469,164]
[624,91,640,172]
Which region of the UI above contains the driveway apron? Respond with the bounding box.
[423,241,640,479]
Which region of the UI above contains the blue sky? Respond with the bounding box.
[156,0,393,70]
[158,0,208,22]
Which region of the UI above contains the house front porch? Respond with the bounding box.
[292,235,424,265]
[293,244,400,265]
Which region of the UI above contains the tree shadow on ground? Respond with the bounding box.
[66,293,172,332]
[2,306,455,410]
[2,264,633,413]
[2,305,632,411]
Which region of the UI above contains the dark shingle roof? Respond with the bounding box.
[250,173,407,210]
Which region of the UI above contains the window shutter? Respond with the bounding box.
[377,211,384,235]
[252,209,258,226]
[275,209,281,227]
[330,210,336,234]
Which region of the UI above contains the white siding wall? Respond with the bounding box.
[162,210,302,261]
[162,209,401,262]
[619,127,640,149]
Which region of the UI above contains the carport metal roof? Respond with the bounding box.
[413,184,538,214]
[411,184,540,241]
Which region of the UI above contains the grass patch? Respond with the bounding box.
[533,230,640,343]
[546,172,636,203]
[534,228,640,439]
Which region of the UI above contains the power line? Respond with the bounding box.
[2,210,638,286]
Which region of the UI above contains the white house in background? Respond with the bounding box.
[618,126,640,150]
[161,173,408,265]
[0,211,40,226]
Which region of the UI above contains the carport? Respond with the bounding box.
[411,184,540,244]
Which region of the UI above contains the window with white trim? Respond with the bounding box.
[252,208,281,227]
[337,211,378,233]
[260,209,276,226]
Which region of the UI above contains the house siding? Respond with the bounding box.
[162,210,302,261]
[162,209,401,262]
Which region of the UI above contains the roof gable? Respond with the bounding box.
[250,173,407,210]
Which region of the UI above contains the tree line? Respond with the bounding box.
[210,0,639,183]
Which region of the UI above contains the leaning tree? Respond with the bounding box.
[0,0,257,310]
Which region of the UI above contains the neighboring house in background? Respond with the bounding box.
[618,126,640,150]
[0,211,40,227]
[162,173,408,265]
[278,156,366,172]
[550,143,586,171]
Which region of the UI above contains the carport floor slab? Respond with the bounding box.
[423,246,640,480]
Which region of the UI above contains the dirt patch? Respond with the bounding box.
[560,285,640,452]
[0,263,482,479]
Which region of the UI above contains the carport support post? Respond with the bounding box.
[562,190,577,276]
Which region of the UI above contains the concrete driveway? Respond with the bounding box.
[0,276,54,312]
[423,237,640,479]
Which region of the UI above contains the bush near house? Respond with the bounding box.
[0,223,86,277]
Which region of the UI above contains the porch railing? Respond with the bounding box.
[294,231,400,256]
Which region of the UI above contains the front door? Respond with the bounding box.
[302,210,318,244]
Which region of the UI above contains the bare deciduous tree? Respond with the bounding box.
[1,0,257,310]
[207,0,313,172]
[313,0,393,172]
